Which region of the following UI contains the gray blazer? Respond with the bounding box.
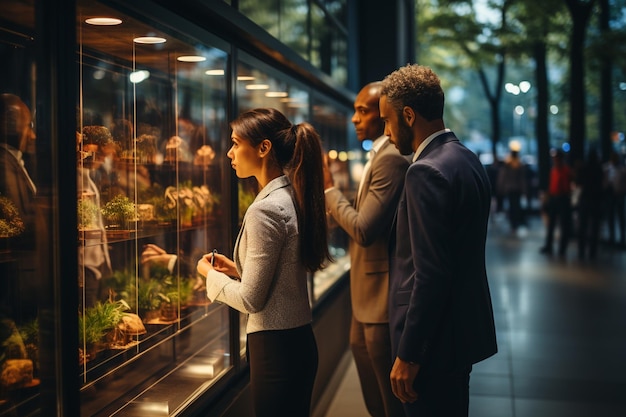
[325,138,409,323]
[206,175,312,334]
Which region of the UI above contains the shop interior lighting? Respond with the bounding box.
[245,84,269,90]
[133,36,167,44]
[177,55,206,62]
[205,69,225,76]
[237,75,255,81]
[85,17,122,25]
[129,70,150,83]
[286,101,307,108]
[265,91,288,98]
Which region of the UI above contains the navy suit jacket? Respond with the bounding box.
[389,131,497,372]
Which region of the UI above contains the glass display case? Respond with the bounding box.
[75,1,234,415]
[0,0,354,415]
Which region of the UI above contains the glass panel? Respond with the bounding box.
[238,0,280,39]
[311,3,347,86]
[0,1,44,415]
[318,0,348,27]
[76,1,232,415]
[279,0,309,60]
[237,0,348,86]
[311,97,354,300]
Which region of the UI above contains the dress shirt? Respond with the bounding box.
[412,128,451,162]
[357,135,388,198]
[0,143,36,194]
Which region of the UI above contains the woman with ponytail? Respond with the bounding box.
[197,108,331,417]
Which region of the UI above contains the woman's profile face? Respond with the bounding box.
[227,131,261,179]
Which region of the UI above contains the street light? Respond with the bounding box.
[505,81,532,146]
[505,81,532,96]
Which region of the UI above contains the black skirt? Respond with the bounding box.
[247,324,319,417]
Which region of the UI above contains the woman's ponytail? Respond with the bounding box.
[289,123,331,272]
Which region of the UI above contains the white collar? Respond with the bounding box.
[0,143,22,162]
[371,135,388,153]
[412,128,451,162]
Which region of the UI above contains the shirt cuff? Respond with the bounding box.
[167,255,178,273]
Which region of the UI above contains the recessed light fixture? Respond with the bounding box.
[177,55,206,62]
[237,75,255,81]
[133,36,167,44]
[85,17,122,26]
[129,70,150,83]
[245,84,269,90]
[265,92,288,98]
[205,69,225,76]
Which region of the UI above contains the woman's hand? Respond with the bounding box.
[141,243,175,268]
[196,255,214,278]
[197,252,239,279]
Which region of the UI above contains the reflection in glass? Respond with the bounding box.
[76,1,232,414]
[0,2,43,415]
[237,0,348,86]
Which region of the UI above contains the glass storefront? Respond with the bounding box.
[0,0,353,415]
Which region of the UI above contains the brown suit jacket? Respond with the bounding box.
[325,137,409,323]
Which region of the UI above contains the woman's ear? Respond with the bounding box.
[259,139,272,157]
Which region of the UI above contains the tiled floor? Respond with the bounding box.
[322,213,626,417]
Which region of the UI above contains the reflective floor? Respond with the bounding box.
[322,213,626,417]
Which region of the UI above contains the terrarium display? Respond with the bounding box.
[100,194,137,229]
[0,196,25,238]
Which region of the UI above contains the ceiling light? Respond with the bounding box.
[237,75,255,81]
[205,69,225,76]
[133,36,167,44]
[245,84,269,90]
[177,56,206,62]
[85,17,122,26]
[129,70,150,83]
[265,92,288,98]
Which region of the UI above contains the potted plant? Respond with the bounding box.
[77,198,99,230]
[101,194,137,230]
[137,278,164,322]
[0,195,25,239]
[78,300,129,362]
[18,319,38,376]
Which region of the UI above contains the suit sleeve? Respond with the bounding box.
[397,162,453,364]
[326,151,409,247]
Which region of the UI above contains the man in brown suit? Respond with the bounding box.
[324,82,409,417]
[0,93,39,319]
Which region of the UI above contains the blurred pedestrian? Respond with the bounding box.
[540,149,574,257]
[604,151,626,248]
[575,149,604,260]
[496,145,527,234]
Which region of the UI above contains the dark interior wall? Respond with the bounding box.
[354,0,416,88]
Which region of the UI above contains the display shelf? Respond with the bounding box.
[80,304,229,416]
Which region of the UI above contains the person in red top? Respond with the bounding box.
[540,149,573,256]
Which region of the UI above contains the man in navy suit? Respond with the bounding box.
[380,64,497,417]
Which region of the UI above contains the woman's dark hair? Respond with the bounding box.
[230,108,331,272]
